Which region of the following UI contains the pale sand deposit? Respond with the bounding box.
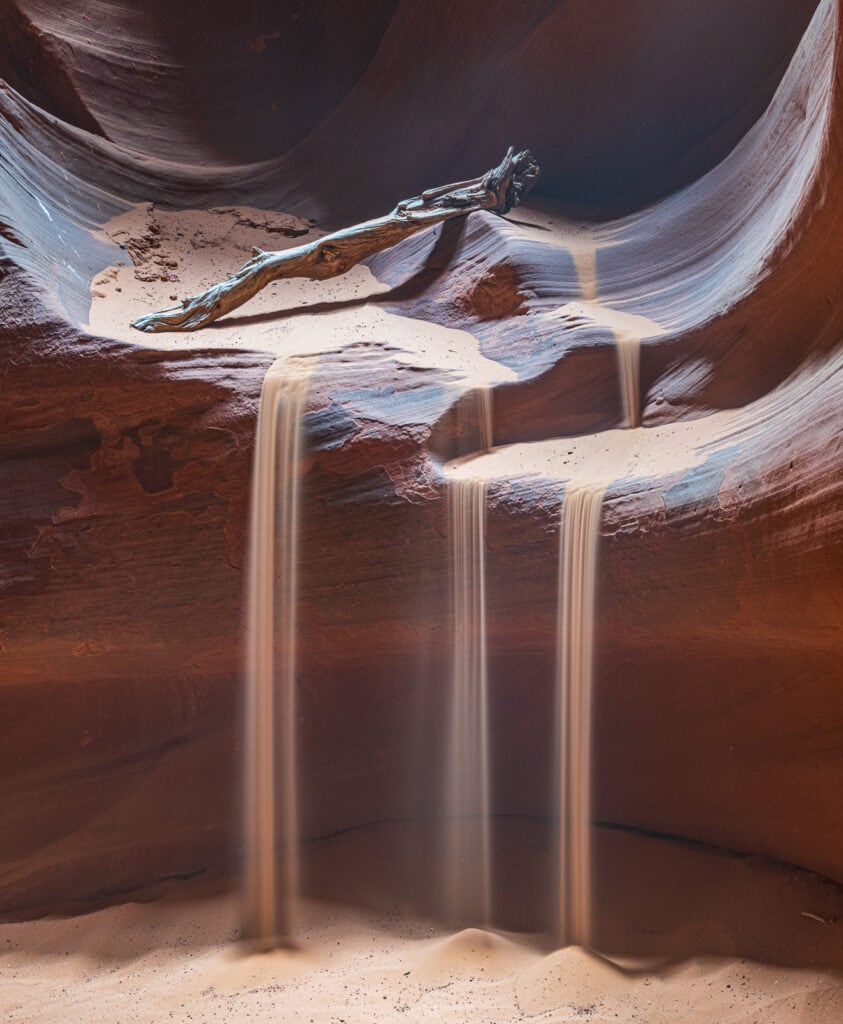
[441,364,813,486]
[88,203,516,389]
[2,824,841,1024]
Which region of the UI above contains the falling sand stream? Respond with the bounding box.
[615,331,642,429]
[551,428,641,946]
[237,222,658,946]
[445,477,492,926]
[244,357,311,948]
[441,266,655,940]
[553,226,663,942]
[556,220,666,432]
[556,481,602,946]
[443,386,494,926]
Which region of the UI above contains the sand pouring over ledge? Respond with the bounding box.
[444,476,492,929]
[243,359,312,947]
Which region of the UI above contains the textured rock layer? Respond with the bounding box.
[0,0,840,923]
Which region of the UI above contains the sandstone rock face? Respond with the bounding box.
[0,0,841,919]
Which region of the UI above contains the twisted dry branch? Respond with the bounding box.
[131,147,540,333]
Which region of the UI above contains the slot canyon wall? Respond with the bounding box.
[0,0,841,917]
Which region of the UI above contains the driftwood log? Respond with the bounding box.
[131,147,540,333]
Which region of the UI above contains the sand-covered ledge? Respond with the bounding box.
[88,203,516,389]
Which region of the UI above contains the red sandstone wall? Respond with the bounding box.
[0,0,840,917]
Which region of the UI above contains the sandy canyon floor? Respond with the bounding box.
[2,824,842,1024]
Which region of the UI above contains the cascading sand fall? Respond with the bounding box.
[442,385,494,926]
[615,332,641,429]
[556,482,605,946]
[551,228,655,944]
[561,223,654,431]
[471,386,494,454]
[444,476,492,927]
[244,359,310,948]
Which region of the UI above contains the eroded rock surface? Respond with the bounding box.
[0,0,840,925]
